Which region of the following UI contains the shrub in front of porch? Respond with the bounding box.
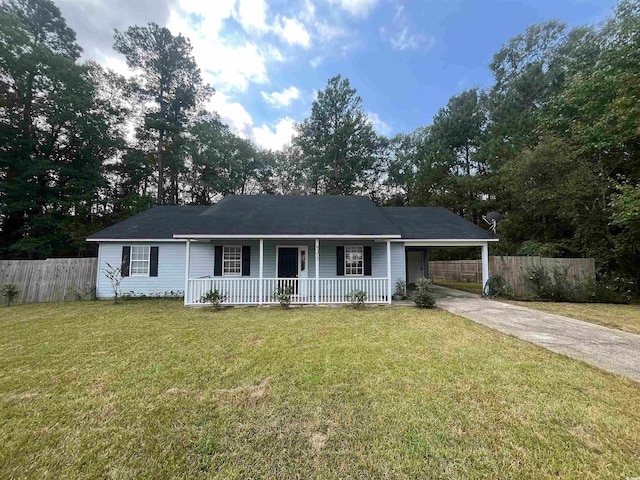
[201,289,228,309]
[274,286,294,308]
[347,290,367,309]
[411,277,436,308]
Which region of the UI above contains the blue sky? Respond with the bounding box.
[58,0,618,150]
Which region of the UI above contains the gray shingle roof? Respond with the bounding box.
[381,206,495,240]
[86,195,496,241]
[86,206,209,240]
[182,195,400,236]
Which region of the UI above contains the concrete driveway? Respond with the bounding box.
[431,285,640,382]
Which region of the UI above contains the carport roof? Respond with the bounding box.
[381,207,496,240]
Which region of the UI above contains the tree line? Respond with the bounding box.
[0,0,638,291]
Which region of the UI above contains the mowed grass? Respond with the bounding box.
[509,301,640,335]
[1,301,640,479]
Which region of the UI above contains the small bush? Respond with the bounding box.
[526,265,582,302]
[103,262,124,304]
[394,279,407,299]
[122,290,185,300]
[1,283,19,306]
[201,289,227,309]
[411,277,436,308]
[590,272,635,304]
[348,289,367,309]
[274,286,294,308]
[524,265,631,303]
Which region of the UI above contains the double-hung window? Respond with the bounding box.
[344,245,364,276]
[130,245,150,276]
[223,246,242,276]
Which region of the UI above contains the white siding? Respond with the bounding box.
[189,242,215,278]
[97,242,186,298]
[391,242,406,286]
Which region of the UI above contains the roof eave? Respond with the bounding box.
[390,238,499,245]
[86,238,186,242]
[172,233,402,239]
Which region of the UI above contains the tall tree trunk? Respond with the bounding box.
[171,170,178,204]
[2,71,39,252]
[157,129,164,204]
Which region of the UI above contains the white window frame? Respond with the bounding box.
[344,245,364,276]
[130,245,150,277]
[222,245,242,277]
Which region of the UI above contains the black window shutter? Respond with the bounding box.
[364,246,372,276]
[150,246,159,277]
[242,246,251,276]
[121,246,130,277]
[214,246,223,276]
[336,246,344,276]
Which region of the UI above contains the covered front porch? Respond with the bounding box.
[183,237,402,306]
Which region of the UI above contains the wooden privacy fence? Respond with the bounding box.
[428,260,482,283]
[489,256,596,297]
[429,256,596,296]
[0,258,98,304]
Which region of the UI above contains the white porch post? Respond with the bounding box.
[481,242,489,296]
[259,239,264,305]
[315,239,319,304]
[184,239,191,305]
[387,240,392,304]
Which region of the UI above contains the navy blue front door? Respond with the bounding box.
[278,248,298,278]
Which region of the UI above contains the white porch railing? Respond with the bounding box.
[317,277,388,304]
[261,278,316,305]
[186,277,389,305]
[187,278,262,305]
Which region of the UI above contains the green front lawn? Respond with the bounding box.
[1,301,639,478]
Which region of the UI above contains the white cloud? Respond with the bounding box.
[329,0,379,17]
[101,53,133,78]
[273,16,311,48]
[367,112,391,135]
[314,19,345,41]
[167,2,272,93]
[389,27,436,52]
[310,55,324,68]
[301,0,316,22]
[265,44,285,62]
[261,86,301,108]
[175,0,235,33]
[380,3,436,53]
[253,118,297,150]
[210,92,296,150]
[208,92,254,138]
[233,0,269,32]
[300,0,345,41]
